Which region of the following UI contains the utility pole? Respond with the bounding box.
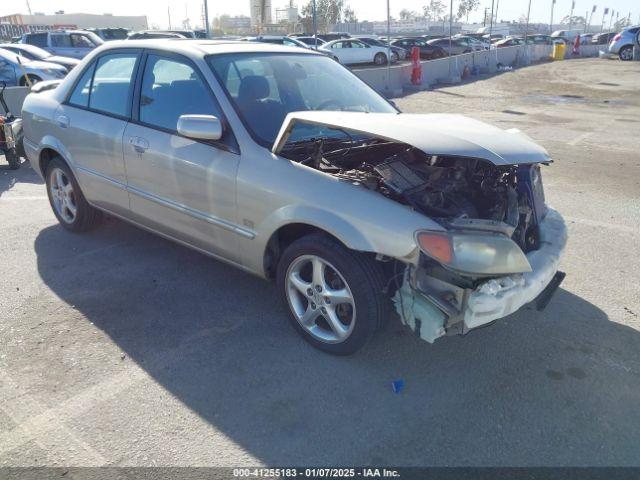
[312,0,317,48]
[600,7,608,33]
[168,6,172,29]
[568,0,575,32]
[586,5,596,34]
[525,0,532,43]
[25,0,32,15]
[488,0,495,38]
[608,9,614,32]
[584,10,588,32]
[203,0,210,37]
[550,0,555,34]
[386,0,391,83]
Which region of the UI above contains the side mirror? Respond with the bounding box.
[177,114,222,141]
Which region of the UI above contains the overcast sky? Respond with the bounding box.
[2,0,638,29]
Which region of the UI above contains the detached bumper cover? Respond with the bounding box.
[464,208,568,329]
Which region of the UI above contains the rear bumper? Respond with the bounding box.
[464,208,568,329]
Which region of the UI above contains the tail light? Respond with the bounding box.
[613,33,621,41]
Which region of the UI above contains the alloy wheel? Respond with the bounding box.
[285,255,356,344]
[49,167,77,223]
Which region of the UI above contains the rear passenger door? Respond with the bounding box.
[122,51,241,263]
[57,49,140,215]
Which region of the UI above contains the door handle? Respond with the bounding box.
[56,115,69,128]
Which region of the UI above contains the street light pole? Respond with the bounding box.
[550,0,555,34]
[312,0,317,49]
[448,0,453,78]
[203,0,210,38]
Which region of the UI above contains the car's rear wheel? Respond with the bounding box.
[619,46,633,61]
[277,234,389,355]
[46,157,101,232]
[391,51,399,62]
[374,52,387,65]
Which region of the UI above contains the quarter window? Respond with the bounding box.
[89,53,138,117]
[25,33,47,47]
[139,54,221,132]
[68,62,96,108]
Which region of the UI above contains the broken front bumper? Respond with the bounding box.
[394,208,568,343]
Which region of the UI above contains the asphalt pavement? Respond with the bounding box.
[1,58,639,467]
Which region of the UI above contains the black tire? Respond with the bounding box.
[374,52,387,65]
[619,46,633,61]
[19,75,42,86]
[45,157,101,232]
[391,51,399,62]
[277,233,390,355]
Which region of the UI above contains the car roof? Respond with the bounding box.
[91,39,323,57]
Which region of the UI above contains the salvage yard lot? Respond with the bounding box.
[1,58,639,466]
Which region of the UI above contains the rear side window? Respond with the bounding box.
[139,54,221,132]
[89,53,138,117]
[25,33,47,47]
[51,34,72,47]
[68,62,96,108]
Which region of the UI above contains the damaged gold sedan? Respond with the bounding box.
[21,41,567,355]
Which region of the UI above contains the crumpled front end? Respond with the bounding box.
[393,208,568,343]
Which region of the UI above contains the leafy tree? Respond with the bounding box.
[560,15,586,27]
[343,6,357,23]
[301,0,346,33]
[422,0,446,21]
[457,0,480,23]
[614,16,631,31]
[399,9,418,20]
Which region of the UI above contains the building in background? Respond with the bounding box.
[220,15,252,33]
[275,5,298,24]
[250,0,272,27]
[0,12,147,40]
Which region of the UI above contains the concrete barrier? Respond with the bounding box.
[1,86,30,116]
[354,43,604,97]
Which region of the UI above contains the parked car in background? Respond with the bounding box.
[484,34,504,43]
[524,34,554,45]
[390,37,447,60]
[356,36,406,61]
[318,39,390,65]
[494,37,526,48]
[0,48,67,86]
[19,30,103,59]
[86,28,129,41]
[551,29,581,44]
[452,35,488,51]
[426,38,472,55]
[317,33,350,42]
[127,31,186,40]
[421,34,445,41]
[21,40,567,355]
[579,33,593,45]
[0,43,80,71]
[608,25,640,61]
[241,36,311,49]
[591,32,616,45]
[295,36,326,48]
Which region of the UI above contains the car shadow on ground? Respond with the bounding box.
[34,218,640,466]
[0,160,42,196]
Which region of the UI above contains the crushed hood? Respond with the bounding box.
[272,111,550,166]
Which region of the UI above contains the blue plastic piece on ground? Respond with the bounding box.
[392,379,404,394]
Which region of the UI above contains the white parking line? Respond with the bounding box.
[0,326,220,460]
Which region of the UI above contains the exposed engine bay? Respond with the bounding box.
[281,135,547,254]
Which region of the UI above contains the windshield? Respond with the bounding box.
[208,52,396,147]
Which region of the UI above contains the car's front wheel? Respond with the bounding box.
[619,45,633,61]
[277,234,389,355]
[46,157,101,232]
[374,52,387,65]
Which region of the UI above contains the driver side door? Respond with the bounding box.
[122,51,242,263]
